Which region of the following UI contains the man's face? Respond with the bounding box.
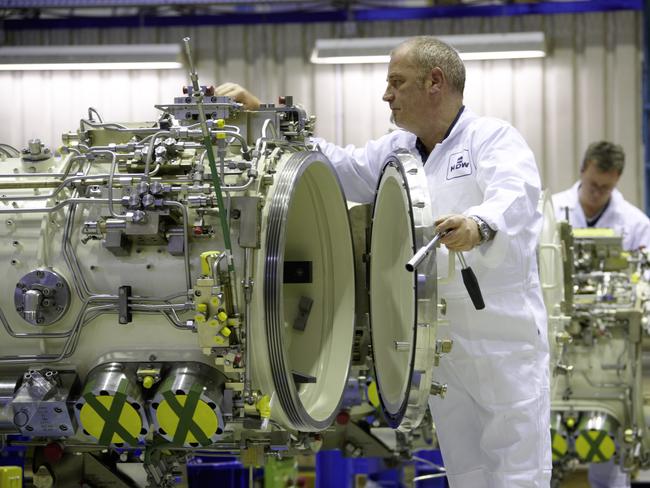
[579,160,620,210]
[382,48,430,134]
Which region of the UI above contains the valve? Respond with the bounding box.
[434,339,453,366]
[430,381,448,398]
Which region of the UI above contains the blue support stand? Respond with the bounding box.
[413,449,448,488]
[187,456,263,488]
[316,450,404,488]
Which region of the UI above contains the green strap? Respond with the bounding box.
[83,379,139,446]
[551,446,565,459]
[203,134,232,255]
[144,434,168,465]
[582,430,609,462]
[161,383,212,447]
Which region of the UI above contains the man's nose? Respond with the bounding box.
[589,184,612,195]
[382,88,393,102]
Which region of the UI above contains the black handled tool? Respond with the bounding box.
[405,232,445,272]
[406,232,485,310]
[457,252,485,310]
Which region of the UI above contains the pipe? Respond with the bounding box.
[0,302,109,363]
[243,247,253,402]
[0,173,110,201]
[106,150,129,219]
[143,130,171,179]
[163,200,192,291]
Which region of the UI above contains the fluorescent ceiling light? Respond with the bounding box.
[311,32,546,64]
[0,44,183,71]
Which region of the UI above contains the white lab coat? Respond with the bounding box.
[317,107,552,487]
[552,181,650,251]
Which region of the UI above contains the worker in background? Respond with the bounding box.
[552,141,650,488]
[217,36,551,487]
[552,141,650,251]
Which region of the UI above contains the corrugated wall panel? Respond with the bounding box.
[545,14,578,195]
[0,10,644,207]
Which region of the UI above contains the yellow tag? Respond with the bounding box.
[573,228,616,238]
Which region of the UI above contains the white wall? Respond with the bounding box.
[0,10,644,206]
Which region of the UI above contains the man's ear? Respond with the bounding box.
[429,67,444,94]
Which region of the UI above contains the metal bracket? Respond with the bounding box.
[118,286,132,324]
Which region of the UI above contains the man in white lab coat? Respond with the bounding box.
[552,141,650,251]
[553,142,650,488]
[217,36,551,487]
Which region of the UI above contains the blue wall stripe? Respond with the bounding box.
[1,1,643,31]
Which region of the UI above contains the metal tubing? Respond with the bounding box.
[406,232,442,272]
[163,200,192,290]
[0,302,106,363]
[143,130,171,179]
[221,176,255,192]
[0,173,109,201]
[105,150,129,219]
[211,130,250,156]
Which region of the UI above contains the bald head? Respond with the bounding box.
[393,36,466,96]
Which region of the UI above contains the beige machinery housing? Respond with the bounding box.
[0,77,446,485]
[539,198,650,482]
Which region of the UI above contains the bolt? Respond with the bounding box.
[59,425,67,431]
[55,282,63,288]
[54,407,63,413]
[262,174,274,186]
[36,270,44,278]
[12,240,19,247]
[25,425,33,431]
[56,306,64,312]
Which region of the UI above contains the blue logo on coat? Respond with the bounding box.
[446,149,472,180]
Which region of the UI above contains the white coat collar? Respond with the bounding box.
[566,180,624,219]
[414,105,470,160]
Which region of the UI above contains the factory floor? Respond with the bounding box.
[559,468,589,487]
[558,467,650,487]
